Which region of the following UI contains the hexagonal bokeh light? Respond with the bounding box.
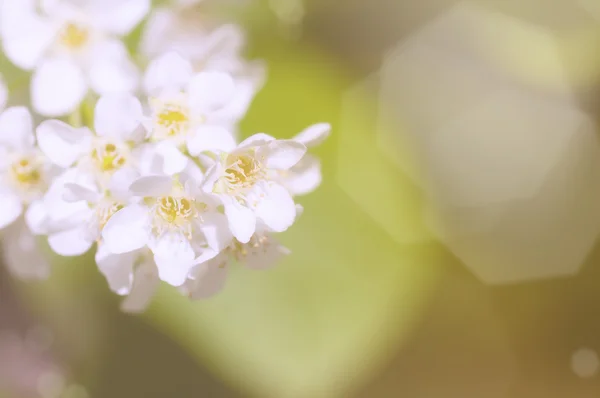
[571,348,600,378]
[345,1,600,284]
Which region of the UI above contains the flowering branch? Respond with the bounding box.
[0,0,330,313]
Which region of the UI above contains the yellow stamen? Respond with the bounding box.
[11,157,42,186]
[60,23,89,49]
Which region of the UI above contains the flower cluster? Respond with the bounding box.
[0,0,329,312]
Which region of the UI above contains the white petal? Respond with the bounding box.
[102,204,149,254]
[245,237,290,270]
[63,183,101,203]
[283,155,322,196]
[181,162,205,190]
[37,0,60,14]
[154,142,189,175]
[152,233,196,286]
[90,0,150,36]
[121,261,159,313]
[139,8,174,59]
[88,40,139,95]
[129,175,173,197]
[95,243,136,295]
[261,140,307,170]
[143,51,193,95]
[193,247,220,265]
[0,107,34,150]
[201,163,221,193]
[2,219,50,280]
[199,212,232,252]
[188,261,228,299]
[211,77,261,123]
[41,170,95,231]
[188,71,235,114]
[63,170,99,194]
[32,58,88,117]
[0,190,22,229]
[41,169,94,229]
[180,170,204,198]
[186,125,237,155]
[25,199,49,235]
[1,0,36,28]
[48,226,94,256]
[254,182,296,233]
[1,9,56,70]
[238,133,275,148]
[200,24,245,63]
[36,120,92,168]
[94,93,143,139]
[134,143,162,175]
[293,123,331,147]
[222,195,255,243]
[108,167,139,201]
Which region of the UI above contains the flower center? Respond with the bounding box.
[152,196,200,239]
[7,154,46,203]
[11,157,42,186]
[157,197,195,223]
[91,142,127,172]
[154,104,190,139]
[60,22,89,49]
[221,153,264,192]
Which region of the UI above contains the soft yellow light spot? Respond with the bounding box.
[60,23,89,49]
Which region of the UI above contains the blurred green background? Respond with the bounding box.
[5,0,600,397]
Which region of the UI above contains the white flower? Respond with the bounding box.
[183,206,303,299]
[141,9,243,66]
[102,169,231,286]
[0,107,58,229]
[0,0,149,116]
[141,14,265,130]
[201,132,306,243]
[37,166,136,256]
[188,232,289,297]
[33,93,145,256]
[95,244,160,313]
[0,107,57,279]
[277,123,330,196]
[142,52,243,155]
[37,93,145,184]
[140,5,212,61]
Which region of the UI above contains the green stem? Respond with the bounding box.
[81,97,95,128]
[67,108,82,128]
[68,97,95,128]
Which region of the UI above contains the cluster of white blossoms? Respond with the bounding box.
[0,0,329,312]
